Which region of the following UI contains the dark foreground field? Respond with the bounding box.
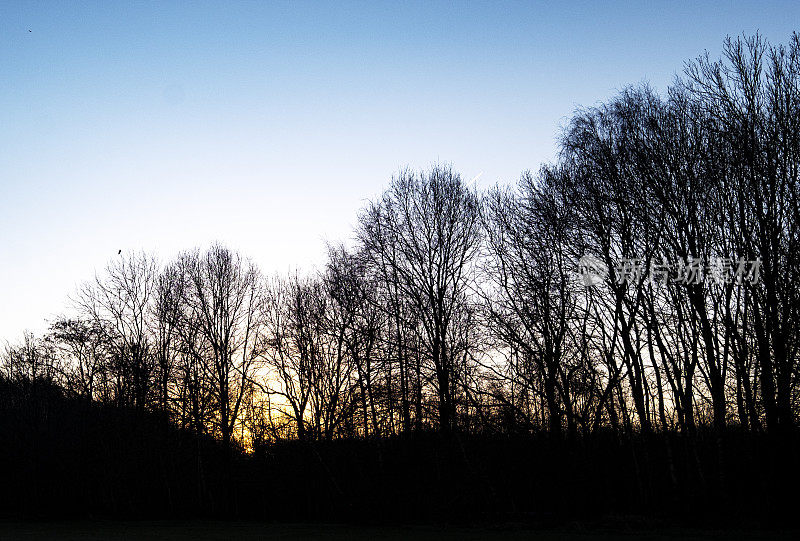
[3,381,798,531]
[0,521,798,541]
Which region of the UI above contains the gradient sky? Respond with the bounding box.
[1,1,799,340]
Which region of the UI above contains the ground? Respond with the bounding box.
[0,522,795,540]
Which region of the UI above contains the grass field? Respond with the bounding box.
[0,521,796,540]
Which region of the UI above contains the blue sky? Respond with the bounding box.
[1,1,799,339]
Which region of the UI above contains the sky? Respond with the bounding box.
[1,1,799,340]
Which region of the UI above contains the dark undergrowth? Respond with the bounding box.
[1,379,797,527]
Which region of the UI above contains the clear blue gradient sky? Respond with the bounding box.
[1,1,799,339]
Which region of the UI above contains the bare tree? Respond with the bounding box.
[358,165,482,433]
[482,168,590,436]
[180,244,265,447]
[74,252,157,410]
[49,317,109,401]
[263,274,320,440]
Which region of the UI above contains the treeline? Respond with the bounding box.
[2,378,797,522]
[3,377,798,523]
[3,34,800,449]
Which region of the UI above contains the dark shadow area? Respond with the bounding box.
[2,377,797,528]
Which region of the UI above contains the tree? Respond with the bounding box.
[482,168,589,436]
[74,252,157,410]
[180,244,265,448]
[49,317,109,401]
[358,165,482,433]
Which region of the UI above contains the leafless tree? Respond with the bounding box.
[179,244,266,447]
[358,165,482,433]
[49,317,109,401]
[74,251,157,410]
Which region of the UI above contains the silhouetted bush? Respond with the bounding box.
[2,377,797,524]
